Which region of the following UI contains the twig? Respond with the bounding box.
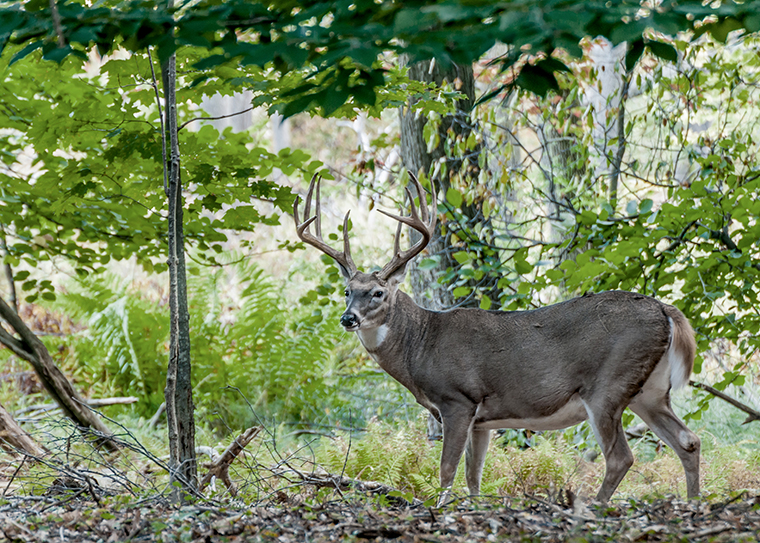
[2,455,27,497]
[199,426,262,496]
[178,107,254,131]
[49,0,66,48]
[690,380,760,424]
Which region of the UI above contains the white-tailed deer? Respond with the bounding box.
[293,174,700,502]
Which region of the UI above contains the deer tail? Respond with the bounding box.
[663,305,696,390]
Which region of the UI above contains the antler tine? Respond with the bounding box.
[341,210,353,266]
[377,176,437,281]
[409,173,429,224]
[303,173,317,222]
[392,220,402,259]
[293,174,357,278]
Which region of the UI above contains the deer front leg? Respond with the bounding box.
[437,405,476,506]
[465,427,490,497]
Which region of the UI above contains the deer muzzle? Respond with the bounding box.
[340,312,359,330]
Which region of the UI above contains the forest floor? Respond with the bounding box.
[2,490,760,542]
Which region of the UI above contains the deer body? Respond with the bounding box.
[294,175,700,502]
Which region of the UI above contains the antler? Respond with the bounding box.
[293,174,357,278]
[377,173,437,281]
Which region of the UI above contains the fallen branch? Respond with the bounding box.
[296,473,400,496]
[199,426,261,497]
[690,381,760,424]
[0,401,47,458]
[14,397,138,417]
[148,402,166,429]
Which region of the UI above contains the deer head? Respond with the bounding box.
[293,173,436,333]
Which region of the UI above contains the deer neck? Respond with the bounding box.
[356,291,431,392]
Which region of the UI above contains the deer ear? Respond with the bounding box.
[384,262,408,288]
[338,263,353,281]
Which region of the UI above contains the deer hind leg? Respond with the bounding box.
[629,395,700,499]
[465,428,491,497]
[583,401,634,502]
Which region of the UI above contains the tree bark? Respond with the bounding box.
[399,58,478,311]
[162,40,197,500]
[0,296,117,451]
[0,400,46,457]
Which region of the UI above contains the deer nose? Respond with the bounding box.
[340,313,359,329]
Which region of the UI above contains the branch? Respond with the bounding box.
[0,294,41,350]
[0,324,34,363]
[199,426,261,496]
[690,380,760,424]
[14,397,139,417]
[178,107,254,132]
[609,71,631,213]
[49,0,66,48]
[147,48,168,195]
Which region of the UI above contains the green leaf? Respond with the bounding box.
[514,259,533,275]
[647,41,677,64]
[452,286,471,298]
[625,39,645,72]
[417,257,440,271]
[447,187,463,208]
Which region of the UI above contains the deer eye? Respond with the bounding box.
[373,291,384,299]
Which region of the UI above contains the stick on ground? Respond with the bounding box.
[199,426,261,496]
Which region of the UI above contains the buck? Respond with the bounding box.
[293,174,700,503]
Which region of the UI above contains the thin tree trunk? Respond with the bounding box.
[1,229,17,313]
[0,400,46,457]
[161,35,197,500]
[0,296,117,451]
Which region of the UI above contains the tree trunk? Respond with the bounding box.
[399,58,478,311]
[162,41,197,500]
[0,296,117,451]
[0,400,46,457]
[584,38,628,212]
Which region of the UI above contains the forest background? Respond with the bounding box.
[1,0,760,537]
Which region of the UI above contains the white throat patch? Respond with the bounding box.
[356,324,389,352]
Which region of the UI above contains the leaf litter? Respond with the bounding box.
[2,490,760,542]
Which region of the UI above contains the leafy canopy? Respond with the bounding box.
[3,0,760,113]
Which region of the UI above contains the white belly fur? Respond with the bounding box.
[474,394,588,431]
